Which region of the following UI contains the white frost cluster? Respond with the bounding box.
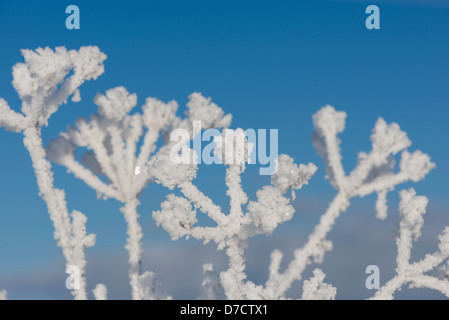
[162,92,232,142]
[0,46,105,300]
[152,104,438,300]
[371,189,449,299]
[0,290,7,300]
[271,154,317,199]
[213,128,255,166]
[0,46,446,300]
[46,85,230,299]
[151,127,316,298]
[154,194,198,240]
[301,269,336,300]
[262,105,435,298]
[150,147,199,190]
[12,46,106,127]
[184,92,232,130]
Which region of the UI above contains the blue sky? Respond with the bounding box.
[0,0,448,299]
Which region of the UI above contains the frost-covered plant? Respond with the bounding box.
[0,46,106,299]
[262,106,436,298]
[149,129,317,299]
[371,189,449,299]
[46,86,231,299]
[0,46,445,300]
[300,268,336,300]
[150,105,438,299]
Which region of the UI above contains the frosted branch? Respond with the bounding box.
[2,46,441,300]
[47,87,231,299]
[312,105,347,191]
[301,269,336,300]
[0,46,105,300]
[371,189,449,300]
[12,46,106,127]
[265,105,434,298]
[120,199,143,300]
[151,136,316,298]
[271,154,317,199]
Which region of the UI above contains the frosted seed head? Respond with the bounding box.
[186,92,232,129]
[371,118,411,162]
[94,87,137,121]
[12,46,106,125]
[213,128,254,166]
[142,97,178,131]
[247,185,295,234]
[271,154,317,195]
[13,47,72,122]
[120,113,143,140]
[399,188,428,240]
[301,268,336,300]
[312,105,346,137]
[148,147,198,189]
[14,47,72,100]
[400,150,436,182]
[69,46,107,82]
[153,195,197,240]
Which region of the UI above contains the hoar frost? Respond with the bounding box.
[0,46,447,300]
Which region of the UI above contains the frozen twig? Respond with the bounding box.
[0,46,105,299]
[265,105,435,298]
[151,129,317,299]
[47,87,231,299]
[371,189,449,299]
[0,46,441,300]
[301,268,336,300]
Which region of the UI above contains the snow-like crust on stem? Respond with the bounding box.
[370,189,449,300]
[0,46,445,300]
[301,268,336,300]
[12,46,106,127]
[0,46,105,300]
[47,86,231,299]
[151,128,317,298]
[152,104,438,300]
[264,105,436,299]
